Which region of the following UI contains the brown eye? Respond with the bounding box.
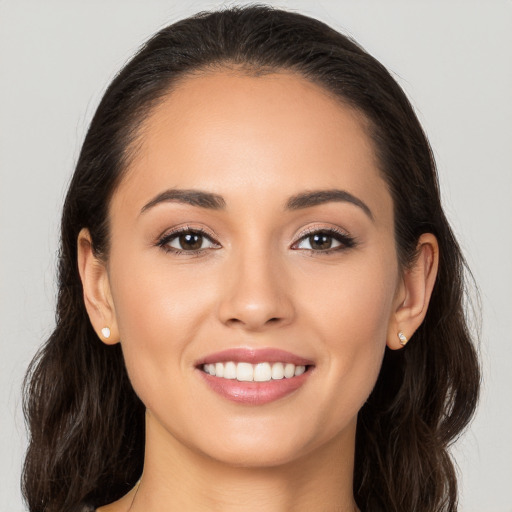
[159,228,220,254]
[296,231,342,251]
[293,228,356,253]
[176,232,204,251]
[308,233,335,250]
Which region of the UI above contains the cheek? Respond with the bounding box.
[107,251,214,401]
[110,243,215,337]
[301,248,397,346]
[300,252,397,421]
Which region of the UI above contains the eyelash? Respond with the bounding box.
[294,226,356,255]
[156,225,356,257]
[157,226,220,257]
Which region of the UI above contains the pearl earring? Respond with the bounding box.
[101,327,111,339]
[398,331,408,346]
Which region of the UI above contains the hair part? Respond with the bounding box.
[22,5,480,512]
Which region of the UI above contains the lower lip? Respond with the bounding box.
[197,368,312,405]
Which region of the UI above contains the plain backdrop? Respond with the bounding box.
[1,1,511,510]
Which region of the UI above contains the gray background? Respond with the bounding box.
[1,1,511,510]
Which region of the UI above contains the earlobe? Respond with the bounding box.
[77,228,120,345]
[387,233,439,350]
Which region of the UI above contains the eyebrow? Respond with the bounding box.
[140,189,227,213]
[286,189,373,220]
[140,188,373,220]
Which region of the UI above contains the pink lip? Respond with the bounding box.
[198,369,312,405]
[195,348,315,405]
[196,347,314,367]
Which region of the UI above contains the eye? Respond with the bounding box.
[157,227,220,255]
[293,228,356,254]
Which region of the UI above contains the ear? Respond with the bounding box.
[77,228,119,345]
[387,233,439,350]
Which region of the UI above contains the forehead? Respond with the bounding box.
[113,70,391,221]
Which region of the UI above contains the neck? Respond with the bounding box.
[126,412,359,512]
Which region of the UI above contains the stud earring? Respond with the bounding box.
[101,327,111,339]
[398,331,408,346]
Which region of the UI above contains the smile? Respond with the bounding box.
[196,348,314,405]
[202,361,307,381]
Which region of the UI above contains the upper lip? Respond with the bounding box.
[196,347,315,367]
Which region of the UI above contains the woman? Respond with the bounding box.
[22,6,480,512]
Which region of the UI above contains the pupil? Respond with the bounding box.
[180,233,202,250]
[310,234,331,250]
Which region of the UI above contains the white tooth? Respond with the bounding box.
[284,363,296,378]
[224,361,237,379]
[208,363,216,376]
[203,364,210,374]
[271,362,285,380]
[215,362,224,377]
[254,362,272,382]
[236,362,254,381]
[294,365,306,376]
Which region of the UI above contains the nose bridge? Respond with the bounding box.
[217,231,294,330]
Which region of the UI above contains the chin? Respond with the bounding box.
[203,441,310,469]
[190,417,351,470]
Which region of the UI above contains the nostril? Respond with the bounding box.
[226,317,282,327]
[226,318,244,326]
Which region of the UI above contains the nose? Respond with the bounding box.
[217,245,295,332]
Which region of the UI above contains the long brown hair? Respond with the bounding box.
[22,6,480,512]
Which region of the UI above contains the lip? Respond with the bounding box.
[197,368,312,405]
[195,348,315,405]
[196,347,315,367]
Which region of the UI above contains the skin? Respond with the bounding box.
[78,71,438,511]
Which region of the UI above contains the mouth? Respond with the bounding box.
[195,348,315,405]
[201,361,309,381]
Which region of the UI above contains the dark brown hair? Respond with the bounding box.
[22,5,480,512]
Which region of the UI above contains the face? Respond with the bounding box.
[104,71,401,467]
